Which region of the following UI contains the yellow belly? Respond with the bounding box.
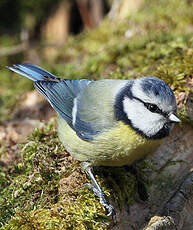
[58,116,163,166]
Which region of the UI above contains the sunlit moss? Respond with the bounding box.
[1,120,138,229]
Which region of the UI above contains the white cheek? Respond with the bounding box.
[123,97,165,136]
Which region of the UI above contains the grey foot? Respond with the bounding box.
[84,183,116,223]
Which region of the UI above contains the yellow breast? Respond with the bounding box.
[58,117,163,166]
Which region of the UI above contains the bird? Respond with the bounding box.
[7,63,180,223]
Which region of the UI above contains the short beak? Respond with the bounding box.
[168,113,181,123]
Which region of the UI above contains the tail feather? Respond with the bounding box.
[7,64,58,81]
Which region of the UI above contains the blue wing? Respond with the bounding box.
[7,64,126,141]
[7,64,96,140]
[35,79,123,141]
[34,79,92,129]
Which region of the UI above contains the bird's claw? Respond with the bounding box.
[106,203,116,224]
[110,208,117,224]
[84,183,116,224]
[106,204,115,216]
[99,192,116,223]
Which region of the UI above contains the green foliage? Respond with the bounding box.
[52,0,193,81]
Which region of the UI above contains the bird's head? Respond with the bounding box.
[115,76,180,139]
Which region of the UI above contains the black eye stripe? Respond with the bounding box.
[133,96,168,117]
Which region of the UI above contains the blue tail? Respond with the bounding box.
[7,63,58,81]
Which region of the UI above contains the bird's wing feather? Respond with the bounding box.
[7,64,128,141]
[7,63,92,130]
[34,79,92,127]
[35,79,127,141]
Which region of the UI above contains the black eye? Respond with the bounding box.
[146,103,159,113]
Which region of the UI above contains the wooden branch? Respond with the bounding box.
[0,42,66,57]
[0,43,27,57]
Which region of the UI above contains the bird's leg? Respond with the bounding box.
[82,162,116,223]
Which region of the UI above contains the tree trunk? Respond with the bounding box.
[41,0,71,58]
[76,0,104,29]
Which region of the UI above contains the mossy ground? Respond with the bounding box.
[0,119,139,230]
[0,0,193,229]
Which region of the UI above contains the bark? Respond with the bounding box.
[144,171,193,230]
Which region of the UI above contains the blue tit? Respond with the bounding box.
[7,64,180,223]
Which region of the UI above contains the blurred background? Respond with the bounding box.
[0,0,193,122]
[0,0,117,119]
[0,0,110,61]
[0,0,149,122]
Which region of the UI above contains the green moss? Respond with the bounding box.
[0,120,139,229]
[0,121,62,225]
